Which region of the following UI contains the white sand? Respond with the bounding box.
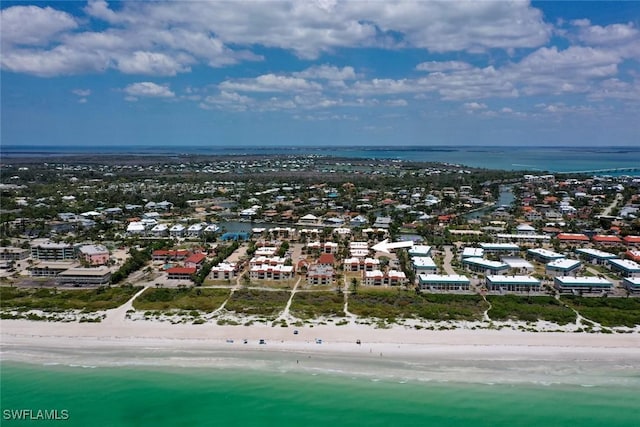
[3,319,640,385]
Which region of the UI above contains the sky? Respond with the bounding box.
[1,0,639,148]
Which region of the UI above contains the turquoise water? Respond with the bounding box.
[2,145,638,173]
[1,362,638,427]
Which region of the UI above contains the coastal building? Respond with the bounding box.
[554,276,613,294]
[545,259,582,277]
[608,259,640,278]
[527,248,565,263]
[29,262,76,277]
[625,250,640,263]
[299,214,319,225]
[575,248,619,265]
[486,275,542,293]
[462,257,509,275]
[556,233,590,245]
[30,240,75,261]
[591,235,623,247]
[306,264,334,285]
[495,234,551,245]
[208,263,237,280]
[126,221,146,235]
[418,274,470,292]
[77,244,110,266]
[479,243,520,255]
[363,269,407,287]
[622,277,640,294]
[250,264,294,281]
[152,250,190,262]
[408,245,432,257]
[344,257,380,272]
[501,257,534,274]
[0,247,30,261]
[461,247,484,259]
[169,224,186,238]
[516,224,536,235]
[622,236,640,247]
[412,256,437,274]
[166,266,196,280]
[184,253,207,270]
[56,266,112,286]
[187,223,206,237]
[150,224,169,237]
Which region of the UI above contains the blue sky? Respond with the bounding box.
[1,0,639,148]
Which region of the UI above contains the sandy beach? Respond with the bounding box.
[3,318,640,385]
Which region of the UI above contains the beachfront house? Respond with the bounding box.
[575,248,619,265]
[418,274,470,292]
[623,277,640,294]
[486,275,542,294]
[30,240,75,261]
[412,256,437,274]
[56,266,112,286]
[527,248,565,263]
[208,263,238,281]
[77,244,110,266]
[462,257,509,275]
[607,259,640,278]
[545,259,582,277]
[554,276,613,295]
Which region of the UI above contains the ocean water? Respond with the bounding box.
[2,145,639,174]
[1,361,638,427]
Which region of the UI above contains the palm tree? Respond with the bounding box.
[350,277,359,294]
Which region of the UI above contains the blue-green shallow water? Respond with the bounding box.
[1,362,637,427]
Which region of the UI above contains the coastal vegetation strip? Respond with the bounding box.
[0,285,141,312]
[224,289,291,316]
[132,287,231,311]
[486,295,575,325]
[561,296,640,328]
[348,289,486,321]
[289,292,346,319]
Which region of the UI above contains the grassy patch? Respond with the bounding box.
[0,285,141,312]
[487,295,575,325]
[348,289,485,321]
[224,289,290,317]
[561,296,640,328]
[133,288,230,311]
[290,291,345,319]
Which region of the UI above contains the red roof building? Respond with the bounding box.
[317,253,336,266]
[623,236,640,246]
[625,250,640,262]
[557,233,590,242]
[166,266,196,280]
[592,235,623,246]
[185,253,207,268]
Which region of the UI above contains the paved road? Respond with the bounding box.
[442,245,457,275]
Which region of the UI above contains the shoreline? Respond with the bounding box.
[3,319,640,387]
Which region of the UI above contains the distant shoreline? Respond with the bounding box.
[2,145,638,173]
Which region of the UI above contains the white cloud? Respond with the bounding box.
[219,74,322,93]
[123,82,175,98]
[463,102,487,110]
[1,1,553,76]
[116,51,191,76]
[1,5,77,46]
[72,89,91,97]
[293,65,357,80]
[386,99,408,107]
[416,61,472,72]
[1,46,110,77]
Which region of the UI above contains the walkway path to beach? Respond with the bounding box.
[102,285,149,325]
